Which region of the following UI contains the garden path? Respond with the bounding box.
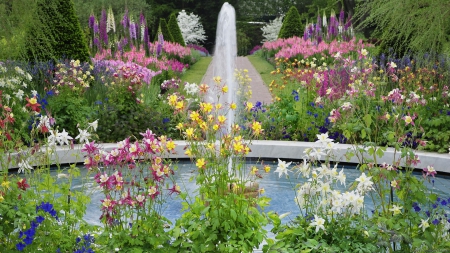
[200,56,273,105]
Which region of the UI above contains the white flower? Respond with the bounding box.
[336,169,346,186]
[56,129,73,145]
[31,90,38,96]
[355,172,374,193]
[14,89,24,100]
[47,130,58,148]
[18,158,33,173]
[274,159,292,178]
[361,48,368,56]
[316,132,332,144]
[75,128,91,144]
[310,215,326,233]
[419,218,429,232]
[298,160,310,178]
[88,119,98,132]
[389,204,403,216]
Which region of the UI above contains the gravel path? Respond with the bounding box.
[201,56,273,105]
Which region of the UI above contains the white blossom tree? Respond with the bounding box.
[176,10,207,45]
[261,16,284,43]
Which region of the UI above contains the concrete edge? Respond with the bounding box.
[3,141,450,174]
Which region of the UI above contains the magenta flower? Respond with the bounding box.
[423,165,437,178]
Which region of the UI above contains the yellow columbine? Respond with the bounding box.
[168,94,178,106]
[185,148,193,157]
[213,76,222,83]
[213,124,219,131]
[218,115,226,124]
[230,103,237,110]
[250,166,258,175]
[233,142,244,153]
[246,102,253,111]
[190,111,201,122]
[176,123,184,130]
[185,128,194,138]
[175,101,185,111]
[264,165,271,173]
[251,121,263,136]
[215,103,222,110]
[166,140,176,151]
[199,121,207,131]
[196,158,206,169]
[1,180,10,190]
[0,195,4,202]
[199,83,209,93]
[389,204,403,216]
[222,85,228,93]
[200,102,213,113]
[207,143,215,151]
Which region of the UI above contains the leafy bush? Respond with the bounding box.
[168,13,185,46]
[278,6,303,39]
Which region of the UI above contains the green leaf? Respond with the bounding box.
[230,209,237,221]
[363,114,372,127]
[361,129,366,139]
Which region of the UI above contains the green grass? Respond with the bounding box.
[180,56,212,84]
[247,53,284,97]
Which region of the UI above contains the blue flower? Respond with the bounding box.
[441,199,448,206]
[36,216,45,224]
[23,236,34,245]
[162,118,170,124]
[432,219,440,225]
[16,243,26,251]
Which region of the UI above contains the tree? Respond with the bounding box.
[176,10,207,45]
[168,13,185,46]
[278,6,303,39]
[354,0,450,55]
[158,18,174,43]
[261,15,284,42]
[24,0,90,62]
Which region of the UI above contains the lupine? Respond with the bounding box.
[100,9,108,45]
[107,6,115,33]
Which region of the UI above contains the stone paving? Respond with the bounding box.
[200,56,273,105]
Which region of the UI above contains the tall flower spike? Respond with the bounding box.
[121,9,129,29]
[107,6,116,33]
[100,9,108,45]
[89,13,96,29]
[322,11,327,28]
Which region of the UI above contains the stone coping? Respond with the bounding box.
[3,140,450,174]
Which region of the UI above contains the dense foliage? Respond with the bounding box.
[277,6,303,39]
[168,13,185,47]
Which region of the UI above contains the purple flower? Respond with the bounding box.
[100,9,108,45]
[89,14,96,29]
[129,22,137,40]
[16,243,26,251]
[339,9,345,25]
[93,21,99,35]
[121,9,129,29]
[432,219,440,225]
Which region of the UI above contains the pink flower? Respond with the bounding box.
[423,165,437,178]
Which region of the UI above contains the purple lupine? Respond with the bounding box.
[139,12,146,27]
[100,9,108,45]
[121,9,129,29]
[143,25,149,48]
[158,33,164,45]
[89,13,96,29]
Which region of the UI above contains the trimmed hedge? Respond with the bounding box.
[278,6,303,39]
[168,13,185,46]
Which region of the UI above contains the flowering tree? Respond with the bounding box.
[176,10,207,45]
[260,16,284,43]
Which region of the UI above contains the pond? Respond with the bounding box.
[37,159,450,227]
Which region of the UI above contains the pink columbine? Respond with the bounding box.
[402,113,416,126]
[169,184,181,195]
[148,185,159,199]
[423,165,437,178]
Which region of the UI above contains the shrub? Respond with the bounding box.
[158,18,174,43]
[278,6,303,39]
[168,13,185,46]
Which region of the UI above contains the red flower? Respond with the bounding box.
[25,97,41,113]
[17,178,30,190]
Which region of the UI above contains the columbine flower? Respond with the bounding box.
[56,129,73,146]
[196,158,206,169]
[17,158,33,173]
[88,120,98,131]
[419,218,430,232]
[275,159,292,178]
[310,215,326,233]
[75,128,91,144]
[355,173,374,193]
[423,165,437,177]
[389,204,403,215]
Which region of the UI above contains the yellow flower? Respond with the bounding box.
[199,121,207,130]
[1,180,11,190]
[185,128,195,138]
[199,83,209,93]
[175,101,185,111]
[232,124,241,132]
[185,148,193,157]
[250,166,258,175]
[251,121,263,136]
[230,103,237,110]
[196,158,206,169]
[259,188,265,194]
[190,111,201,122]
[264,165,271,173]
[213,124,219,131]
[166,140,176,151]
[233,142,244,153]
[222,85,228,93]
[207,143,215,151]
[216,103,223,110]
[0,195,4,202]
[389,204,403,216]
[168,94,178,106]
[246,102,253,111]
[218,115,226,124]
[176,123,184,130]
[213,76,222,83]
[207,115,214,122]
[200,102,213,113]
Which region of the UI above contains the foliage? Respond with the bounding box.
[277,6,303,39]
[261,16,284,43]
[24,0,90,62]
[177,10,207,45]
[168,13,186,47]
[354,0,450,55]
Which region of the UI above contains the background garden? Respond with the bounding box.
[1,0,450,252]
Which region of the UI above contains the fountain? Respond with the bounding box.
[206,2,238,133]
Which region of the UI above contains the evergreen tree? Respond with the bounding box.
[24,0,90,62]
[278,6,303,39]
[168,13,185,46]
[158,18,175,43]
